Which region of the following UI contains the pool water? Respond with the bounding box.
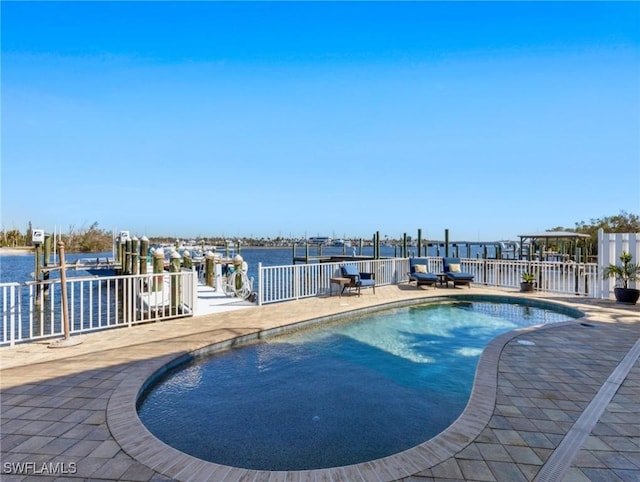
[137,300,576,470]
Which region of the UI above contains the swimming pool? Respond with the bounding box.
[137,297,580,471]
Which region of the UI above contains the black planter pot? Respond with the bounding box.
[614,287,640,305]
[520,282,535,292]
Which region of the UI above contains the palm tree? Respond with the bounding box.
[603,252,640,289]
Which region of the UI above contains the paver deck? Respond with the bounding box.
[1,284,639,481]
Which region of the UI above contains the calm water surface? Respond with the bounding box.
[0,244,497,284]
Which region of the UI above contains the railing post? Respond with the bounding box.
[9,285,16,346]
[258,262,263,306]
[190,269,198,313]
[483,258,487,285]
[126,276,133,327]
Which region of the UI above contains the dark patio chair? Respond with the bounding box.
[442,257,474,288]
[408,258,438,288]
[340,264,375,296]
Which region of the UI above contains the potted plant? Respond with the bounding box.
[520,272,536,292]
[602,252,640,305]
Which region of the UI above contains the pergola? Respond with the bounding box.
[517,231,591,262]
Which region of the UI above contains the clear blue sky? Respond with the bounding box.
[2,1,639,242]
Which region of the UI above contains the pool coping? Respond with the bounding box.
[106,294,587,481]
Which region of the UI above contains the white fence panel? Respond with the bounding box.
[458,258,598,296]
[1,283,21,346]
[598,230,640,298]
[257,256,598,305]
[258,258,410,305]
[1,270,195,346]
[5,249,610,345]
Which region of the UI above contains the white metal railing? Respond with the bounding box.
[458,258,599,295]
[2,256,601,344]
[257,257,599,305]
[1,283,21,346]
[1,270,195,346]
[257,258,410,305]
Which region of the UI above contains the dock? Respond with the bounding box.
[292,254,375,264]
[195,282,256,315]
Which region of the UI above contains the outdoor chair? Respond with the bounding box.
[408,258,438,288]
[442,257,474,288]
[340,264,376,296]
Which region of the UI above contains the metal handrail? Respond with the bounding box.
[1,270,195,346]
[2,257,600,345]
[256,257,599,305]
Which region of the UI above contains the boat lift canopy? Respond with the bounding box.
[517,231,590,261]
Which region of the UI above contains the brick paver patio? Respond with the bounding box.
[1,285,638,481]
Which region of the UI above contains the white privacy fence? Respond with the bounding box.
[597,230,640,298]
[1,270,196,346]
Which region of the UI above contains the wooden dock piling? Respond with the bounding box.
[170,251,181,313]
[131,237,139,275]
[205,252,215,288]
[153,249,164,291]
[34,242,43,304]
[125,238,133,275]
[183,250,193,269]
[445,229,450,257]
[140,237,149,275]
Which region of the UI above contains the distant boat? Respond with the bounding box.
[308,236,330,245]
[331,239,351,248]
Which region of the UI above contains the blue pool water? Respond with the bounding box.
[137,300,577,471]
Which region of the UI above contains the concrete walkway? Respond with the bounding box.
[1,285,638,481]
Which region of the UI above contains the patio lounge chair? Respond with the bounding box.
[340,264,375,295]
[408,258,438,288]
[442,257,474,288]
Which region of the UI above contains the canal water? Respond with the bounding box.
[0,244,496,285]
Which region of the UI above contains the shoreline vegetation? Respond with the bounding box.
[1,211,637,257]
[0,245,307,256]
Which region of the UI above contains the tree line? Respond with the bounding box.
[1,222,114,253]
[551,211,639,242]
[1,211,638,254]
